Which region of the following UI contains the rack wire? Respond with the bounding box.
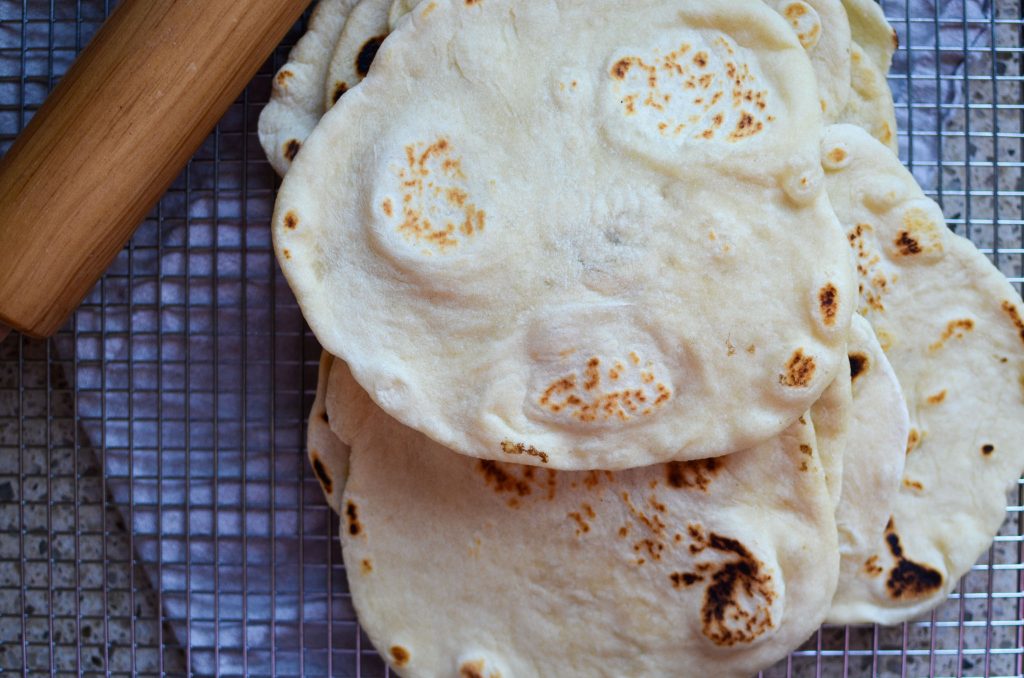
[0,0,1021,676]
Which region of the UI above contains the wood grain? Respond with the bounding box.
[0,0,311,337]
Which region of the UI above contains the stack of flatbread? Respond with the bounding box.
[261,0,1024,675]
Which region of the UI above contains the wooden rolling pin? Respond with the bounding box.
[0,0,311,340]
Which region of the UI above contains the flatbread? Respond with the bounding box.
[840,42,898,152]
[827,314,909,623]
[323,0,392,111]
[306,352,351,514]
[336,366,839,677]
[841,0,897,75]
[258,0,360,176]
[274,0,855,470]
[835,0,898,152]
[767,0,851,122]
[820,123,1024,624]
[810,337,853,508]
[388,0,853,122]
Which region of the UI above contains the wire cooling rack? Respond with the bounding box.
[1,0,1023,676]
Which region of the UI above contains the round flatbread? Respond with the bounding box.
[767,0,852,121]
[323,0,392,111]
[336,368,839,677]
[258,0,360,176]
[389,0,854,122]
[827,314,909,623]
[840,40,898,153]
[306,352,351,513]
[274,0,855,470]
[842,0,897,75]
[820,123,1024,624]
[832,0,897,151]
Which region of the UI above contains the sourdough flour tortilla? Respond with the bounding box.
[258,0,359,176]
[335,368,839,677]
[274,0,855,470]
[323,0,392,111]
[827,314,909,623]
[306,352,350,514]
[821,124,1024,624]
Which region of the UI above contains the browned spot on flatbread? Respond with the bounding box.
[332,81,348,104]
[459,661,484,678]
[780,349,815,387]
[896,207,943,256]
[903,478,923,491]
[849,352,868,381]
[884,522,943,600]
[540,356,671,423]
[982,444,995,456]
[620,494,670,564]
[394,138,485,251]
[567,504,596,536]
[310,452,332,495]
[728,111,763,142]
[581,470,613,490]
[926,389,947,404]
[633,537,665,562]
[700,533,776,646]
[827,147,846,164]
[500,440,549,464]
[360,558,372,574]
[611,58,631,79]
[583,357,601,390]
[1001,300,1024,345]
[478,460,531,497]
[665,459,720,491]
[894,231,922,255]
[818,283,839,326]
[276,70,293,86]
[797,443,813,472]
[390,646,410,667]
[864,555,883,577]
[929,319,975,351]
[282,249,292,260]
[670,571,704,588]
[906,428,920,454]
[345,501,361,536]
[284,210,298,230]
[283,140,301,162]
[355,36,385,78]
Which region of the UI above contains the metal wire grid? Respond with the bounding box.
[0,0,1021,676]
